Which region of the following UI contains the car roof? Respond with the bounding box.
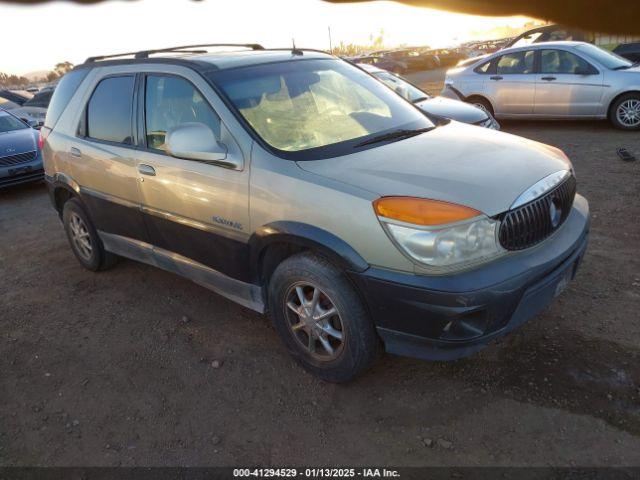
[76,47,335,73]
[498,41,589,54]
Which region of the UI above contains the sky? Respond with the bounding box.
[1,0,535,76]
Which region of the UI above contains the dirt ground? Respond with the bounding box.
[1,93,640,466]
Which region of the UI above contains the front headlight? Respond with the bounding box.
[374,197,503,272]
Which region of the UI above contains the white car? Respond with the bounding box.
[442,41,640,130]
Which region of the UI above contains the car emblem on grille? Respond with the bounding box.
[6,148,16,154]
[549,198,562,228]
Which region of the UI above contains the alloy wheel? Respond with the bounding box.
[69,212,93,261]
[617,99,640,127]
[283,282,345,361]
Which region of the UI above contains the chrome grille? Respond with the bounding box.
[499,175,576,251]
[0,150,37,167]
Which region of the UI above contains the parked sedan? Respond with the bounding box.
[443,41,640,130]
[0,90,46,127]
[358,63,499,129]
[0,109,43,188]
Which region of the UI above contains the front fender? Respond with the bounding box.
[248,221,369,281]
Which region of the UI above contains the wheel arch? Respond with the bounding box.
[248,222,369,287]
[465,94,495,115]
[48,173,82,216]
[607,90,640,119]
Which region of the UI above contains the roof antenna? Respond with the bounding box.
[291,38,303,56]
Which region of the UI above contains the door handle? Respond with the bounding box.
[138,164,156,176]
[490,75,503,81]
[70,147,82,158]
[541,76,557,81]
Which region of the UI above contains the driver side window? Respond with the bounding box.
[540,50,593,74]
[144,75,221,152]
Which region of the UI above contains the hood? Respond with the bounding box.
[415,96,488,124]
[297,122,572,216]
[0,127,38,157]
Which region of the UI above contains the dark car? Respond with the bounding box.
[0,89,33,106]
[0,109,43,188]
[613,43,640,63]
[358,48,439,74]
[505,25,589,49]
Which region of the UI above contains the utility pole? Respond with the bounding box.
[328,26,333,54]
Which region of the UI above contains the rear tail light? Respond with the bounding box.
[38,127,50,150]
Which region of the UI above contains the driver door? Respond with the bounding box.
[134,73,251,282]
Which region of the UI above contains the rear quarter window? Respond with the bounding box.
[86,76,135,145]
[44,69,90,129]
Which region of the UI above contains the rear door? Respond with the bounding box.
[69,74,147,242]
[484,50,536,115]
[133,72,251,282]
[533,49,604,116]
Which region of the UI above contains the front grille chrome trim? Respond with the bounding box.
[499,174,576,251]
[0,150,37,167]
[510,170,571,209]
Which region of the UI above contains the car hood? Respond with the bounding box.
[415,96,487,124]
[0,127,38,156]
[297,122,572,216]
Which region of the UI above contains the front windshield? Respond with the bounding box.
[373,71,429,103]
[0,113,28,133]
[510,32,543,49]
[575,44,633,69]
[208,59,433,158]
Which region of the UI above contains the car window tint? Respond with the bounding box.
[45,69,90,129]
[144,75,221,152]
[496,51,535,74]
[474,60,492,74]
[87,76,134,145]
[541,50,592,74]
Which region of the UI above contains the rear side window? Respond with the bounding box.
[496,51,535,75]
[474,60,492,74]
[44,69,90,129]
[86,76,135,145]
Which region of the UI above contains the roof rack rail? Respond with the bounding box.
[85,43,265,63]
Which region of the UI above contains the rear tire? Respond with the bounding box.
[62,198,117,271]
[268,252,379,382]
[467,96,494,117]
[610,93,640,130]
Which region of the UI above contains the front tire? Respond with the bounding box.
[268,253,379,382]
[610,93,640,130]
[62,198,117,271]
[467,96,495,118]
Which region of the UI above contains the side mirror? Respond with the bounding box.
[166,122,240,169]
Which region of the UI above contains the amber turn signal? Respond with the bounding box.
[373,197,482,226]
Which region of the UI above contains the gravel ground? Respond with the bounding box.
[1,91,640,467]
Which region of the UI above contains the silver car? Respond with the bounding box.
[43,44,589,382]
[443,41,640,130]
[357,63,500,129]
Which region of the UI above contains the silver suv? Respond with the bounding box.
[42,44,590,382]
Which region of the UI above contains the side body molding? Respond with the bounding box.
[99,232,264,313]
[249,221,370,281]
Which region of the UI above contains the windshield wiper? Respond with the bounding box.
[411,96,430,104]
[354,127,434,148]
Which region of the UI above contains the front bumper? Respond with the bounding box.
[349,194,589,361]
